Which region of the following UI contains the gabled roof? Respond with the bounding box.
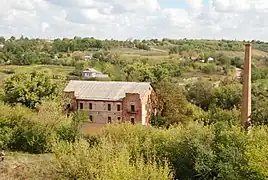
[64,80,152,101]
[82,68,102,74]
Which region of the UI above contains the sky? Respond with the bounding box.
[1,0,268,40]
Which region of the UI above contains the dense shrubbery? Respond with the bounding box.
[3,71,60,109]
[0,102,83,153]
[51,122,268,180]
[53,138,172,180]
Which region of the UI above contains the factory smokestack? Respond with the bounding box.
[241,43,252,133]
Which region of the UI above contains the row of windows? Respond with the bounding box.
[89,116,135,124]
[89,116,121,122]
[79,103,136,112]
[79,103,122,111]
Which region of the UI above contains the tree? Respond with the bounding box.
[3,71,59,109]
[71,60,88,76]
[155,81,190,125]
[123,61,155,82]
[186,80,215,110]
[211,83,242,110]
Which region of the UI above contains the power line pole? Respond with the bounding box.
[241,43,252,134]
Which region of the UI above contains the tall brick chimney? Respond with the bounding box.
[241,43,252,133]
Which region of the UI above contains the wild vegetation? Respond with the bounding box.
[0,36,268,179]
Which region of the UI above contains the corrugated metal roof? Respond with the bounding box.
[82,68,102,74]
[64,80,151,101]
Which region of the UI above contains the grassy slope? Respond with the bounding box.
[0,152,56,180]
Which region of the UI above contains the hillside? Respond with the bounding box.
[1,37,268,180]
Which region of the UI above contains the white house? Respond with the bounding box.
[207,57,214,62]
[82,68,109,79]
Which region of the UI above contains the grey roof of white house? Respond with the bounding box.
[82,68,102,74]
[64,80,151,101]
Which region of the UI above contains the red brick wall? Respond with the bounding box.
[77,100,123,124]
[64,91,77,110]
[122,93,142,124]
[141,87,156,125]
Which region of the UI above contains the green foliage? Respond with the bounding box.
[186,79,215,110]
[167,39,243,55]
[71,60,88,76]
[251,67,268,81]
[231,56,243,68]
[201,63,218,74]
[155,81,190,125]
[212,83,242,110]
[100,122,268,180]
[0,102,82,153]
[135,42,151,50]
[3,71,59,109]
[123,61,155,82]
[53,138,172,180]
[246,127,268,178]
[211,123,249,179]
[207,105,240,125]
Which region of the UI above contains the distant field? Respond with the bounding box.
[111,47,168,56]
[218,49,268,57]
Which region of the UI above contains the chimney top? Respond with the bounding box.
[245,43,251,47]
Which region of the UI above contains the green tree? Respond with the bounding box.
[71,60,88,76]
[155,81,190,125]
[3,71,59,109]
[186,79,215,110]
[212,83,242,110]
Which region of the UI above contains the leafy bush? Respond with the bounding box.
[0,102,82,153]
[99,122,268,180]
[212,83,242,110]
[246,127,268,179]
[201,63,217,74]
[3,71,59,109]
[52,139,173,180]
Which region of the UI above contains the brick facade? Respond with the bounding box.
[65,86,155,126]
[77,100,122,124]
[122,93,142,124]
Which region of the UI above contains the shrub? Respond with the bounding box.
[0,102,82,153]
[3,71,59,109]
[52,139,173,180]
[201,63,217,74]
[100,122,267,180]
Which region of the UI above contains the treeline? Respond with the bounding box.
[1,36,268,66]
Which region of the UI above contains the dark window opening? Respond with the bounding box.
[80,103,83,109]
[117,104,121,111]
[108,116,111,123]
[108,104,111,111]
[131,118,135,124]
[89,103,92,110]
[131,105,135,112]
[89,115,93,122]
[117,117,121,121]
[67,104,70,109]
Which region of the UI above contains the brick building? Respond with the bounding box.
[64,80,156,125]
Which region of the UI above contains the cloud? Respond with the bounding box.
[186,0,204,10]
[0,0,268,40]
